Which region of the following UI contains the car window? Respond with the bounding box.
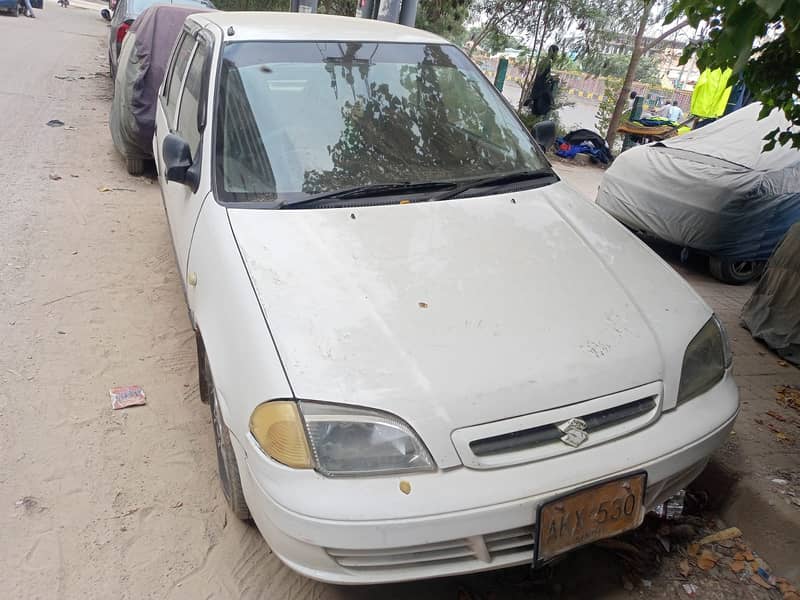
[176,39,209,155]
[163,33,195,125]
[111,0,125,24]
[214,42,548,204]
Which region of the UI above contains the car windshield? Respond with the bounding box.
[214,41,549,204]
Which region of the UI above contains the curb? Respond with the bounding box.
[567,89,603,101]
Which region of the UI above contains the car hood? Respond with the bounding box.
[228,182,711,467]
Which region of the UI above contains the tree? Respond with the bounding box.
[581,53,663,85]
[481,28,524,54]
[467,0,545,57]
[603,0,688,147]
[212,0,471,42]
[595,76,622,134]
[415,0,472,42]
[665,0,799,149]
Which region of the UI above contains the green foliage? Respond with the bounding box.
[209,0,469,42]
[415,0,471,42]
[581,53,662,85]
[595,76,622,134]
[317,0,357,15]
[666,0,799,148]
[480,28,524,54]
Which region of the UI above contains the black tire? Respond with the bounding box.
[201,348,251,521]
[126,157,144,176]
[708,256,758,285]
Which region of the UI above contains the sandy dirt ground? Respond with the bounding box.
[1,5,798,600]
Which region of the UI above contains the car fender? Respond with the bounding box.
[187,197,293,449]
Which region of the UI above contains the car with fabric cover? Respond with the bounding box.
[597,103,800,284]
[102,0,214,79]
[110,3,214,175]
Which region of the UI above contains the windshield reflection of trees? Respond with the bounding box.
[303,45,527,194]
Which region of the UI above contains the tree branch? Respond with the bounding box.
[643,19,690,52]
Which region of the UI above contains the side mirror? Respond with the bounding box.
[100,8,111,20]
[532,120,556,152]
[163,134,193,185]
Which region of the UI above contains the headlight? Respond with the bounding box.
[677,315,732,404]
[250,400,436,477]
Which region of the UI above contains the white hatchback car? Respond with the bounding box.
[154,12,739,584]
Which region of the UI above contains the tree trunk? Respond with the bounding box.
[468,8,509,57]
[468,20,495,56]
[518,7,544,109]
[604,1,650,147]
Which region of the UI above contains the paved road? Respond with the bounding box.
[502,82,600,133]
[0,6,797,599]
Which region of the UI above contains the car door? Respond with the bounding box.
[156,28,213,284]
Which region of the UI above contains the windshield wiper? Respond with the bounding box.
[278,181,457,209]
[430,168,558,202]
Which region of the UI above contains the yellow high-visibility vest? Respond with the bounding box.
[690,68,734,118]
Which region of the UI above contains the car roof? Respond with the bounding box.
[187,11,448,45]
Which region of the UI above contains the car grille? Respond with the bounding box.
[326,526,535,570]
[471,396,656,457]
[452,382,663,469]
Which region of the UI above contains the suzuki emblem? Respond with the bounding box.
[558,417,588,448]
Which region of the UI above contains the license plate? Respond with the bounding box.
[535,473,647,564]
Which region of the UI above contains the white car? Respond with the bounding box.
[153,12,739,585]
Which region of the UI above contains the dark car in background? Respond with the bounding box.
[110,3,214,174]
[101,0,214,79]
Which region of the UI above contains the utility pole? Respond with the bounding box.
[398,0,418,26]
[357,0,416,25]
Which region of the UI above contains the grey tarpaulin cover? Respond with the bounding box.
[597,103,800,262]
[110,4,213,161]
[741,222,800,364]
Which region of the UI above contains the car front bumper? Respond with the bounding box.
[232,374,738,584]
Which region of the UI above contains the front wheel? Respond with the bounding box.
[201,348,251,521]
[708,256,759,285]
